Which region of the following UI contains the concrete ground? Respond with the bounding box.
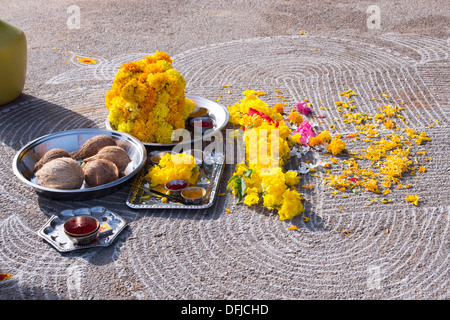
[0,0,449,303]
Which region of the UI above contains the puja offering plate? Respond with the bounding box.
[37,206,127,252]
[105,95,229,147]
[126,150,225,209]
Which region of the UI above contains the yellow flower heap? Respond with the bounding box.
[146,153,199,187]
[105,51,195,143]
[227,90,304,220]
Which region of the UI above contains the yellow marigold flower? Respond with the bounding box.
[244,193,260,206]
[327,138,346,155]
[278,189,304,220]
[406,194,419,206]
[285,171,300,186]
[364,179,380,193]
[263,193,279,209]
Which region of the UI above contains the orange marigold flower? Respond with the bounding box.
[273,103,284,114]
[310,130,331,146]
[288,111,303,125]
[327,137,346,155]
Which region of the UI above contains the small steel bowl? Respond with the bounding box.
[149,150,176,165]
[181,186,206,205]
[63,216,100,245]
[12,128,147,200]
[165,179,189,196]
[188,106,209,118]
[189,116,215,134]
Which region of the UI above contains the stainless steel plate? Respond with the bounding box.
[126,151,225,209]
[12,128,147,200]
[105,95,229,147]
[37,206,127,252]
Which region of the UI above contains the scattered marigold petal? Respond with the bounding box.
[78,57,97,64]
[288,225,298,230]
[225,208,231,213]
[406,194,419,206]
[0,273,11,282]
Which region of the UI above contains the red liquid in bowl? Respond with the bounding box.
[192,118,214,128]
[166,180,189,190]
[64,216,99,236]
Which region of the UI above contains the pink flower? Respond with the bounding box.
[292,121,315,145]
[296,102,312,115]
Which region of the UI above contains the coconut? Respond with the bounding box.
[70,134,116,160]
[34,148,72,173]
[83,159,119,187]
[84,146,131,173]
[35,157,84,190]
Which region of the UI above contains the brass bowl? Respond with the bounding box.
[181,186,206,205]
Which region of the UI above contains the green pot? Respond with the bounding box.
[0,19,27,105]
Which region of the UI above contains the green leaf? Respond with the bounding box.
[237,177,246,202]
[227,173,249,202]
[226,175,239,190]
[243,169,254,178]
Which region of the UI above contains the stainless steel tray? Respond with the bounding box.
[37,206,127,252]
[126,151,225,209]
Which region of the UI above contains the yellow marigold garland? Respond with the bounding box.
[227,91,305,220]
[105,51,195,143]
